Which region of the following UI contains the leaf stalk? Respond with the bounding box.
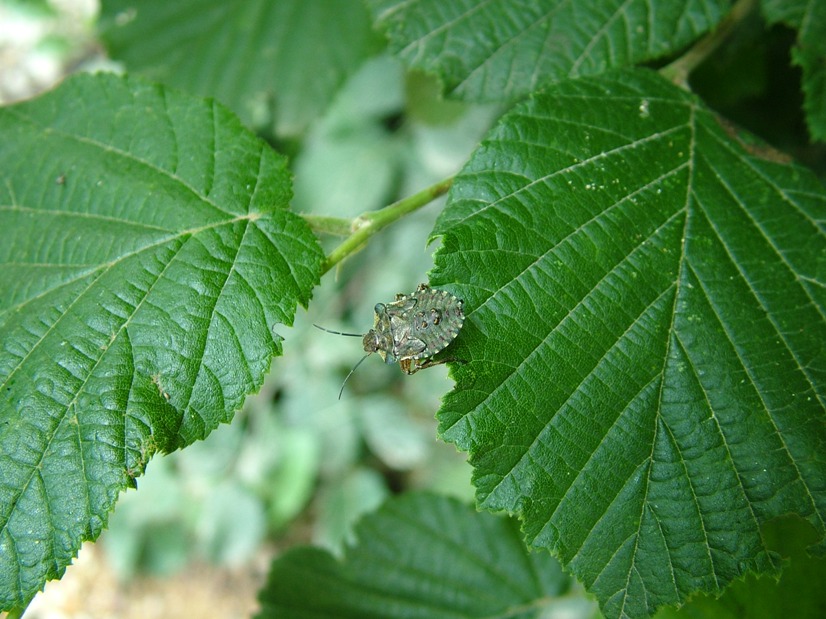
[319,176,453,275]
[661,0,757,87]
[301,214,353,237]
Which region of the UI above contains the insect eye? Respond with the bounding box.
[374,303,385,313]
[362,330,380,353]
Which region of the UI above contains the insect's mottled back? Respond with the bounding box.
[316,283,465,397]
[364,283,464,373]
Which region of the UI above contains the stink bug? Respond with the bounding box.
[315,283,464,398]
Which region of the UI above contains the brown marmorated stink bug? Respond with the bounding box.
[315,283,464,398]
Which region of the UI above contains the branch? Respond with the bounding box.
[320,177,454,275]
[661,0,757,88]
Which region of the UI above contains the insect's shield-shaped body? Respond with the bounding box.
[315,283,464,397]
[362,283,464,374]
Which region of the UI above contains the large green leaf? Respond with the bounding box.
[256,492,585,619]
[368,0,729,102]
[430,68,826,619]
[0,72,323,611]
[656,517,826,618]
[762,0,826,141]
[99,0,381,135]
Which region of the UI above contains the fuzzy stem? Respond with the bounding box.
[320,176,453,275]
[6,605,27,619]
[661,0,757,88]
[302,214,352,237]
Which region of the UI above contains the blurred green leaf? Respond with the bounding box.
[762,0,826,141]
[257,493,584,619]
[656,517,826,619]
[265,426,320,530]
[360,397,430,470]
[430,68,826,618]
[102,457,188,578]
[3,0,55,17]
[198,481,266,565]
[314,468,389,553]
[99,0,382,134]
[292,124,400,218]
[368,0,729,102]
[0,72,323,610]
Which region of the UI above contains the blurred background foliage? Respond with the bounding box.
[97,48,498,579]
[1,0,822,616]
[0,0,497,591]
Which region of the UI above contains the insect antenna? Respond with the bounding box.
[338,353,371,400]
[313,324,363,337]
[313,324,370,399]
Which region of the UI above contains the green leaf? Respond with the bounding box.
[655,515,826,618]
[256,492,583,619]
[99,0,382,135]
[367,0,730,102]
[762,0,826,142]
[0,72,323,611]
[430,68,826,619]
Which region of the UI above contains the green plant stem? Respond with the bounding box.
[6,605,27,619]
[320,176,454,275]
[661,0,757,87]
[302,214,352,237]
